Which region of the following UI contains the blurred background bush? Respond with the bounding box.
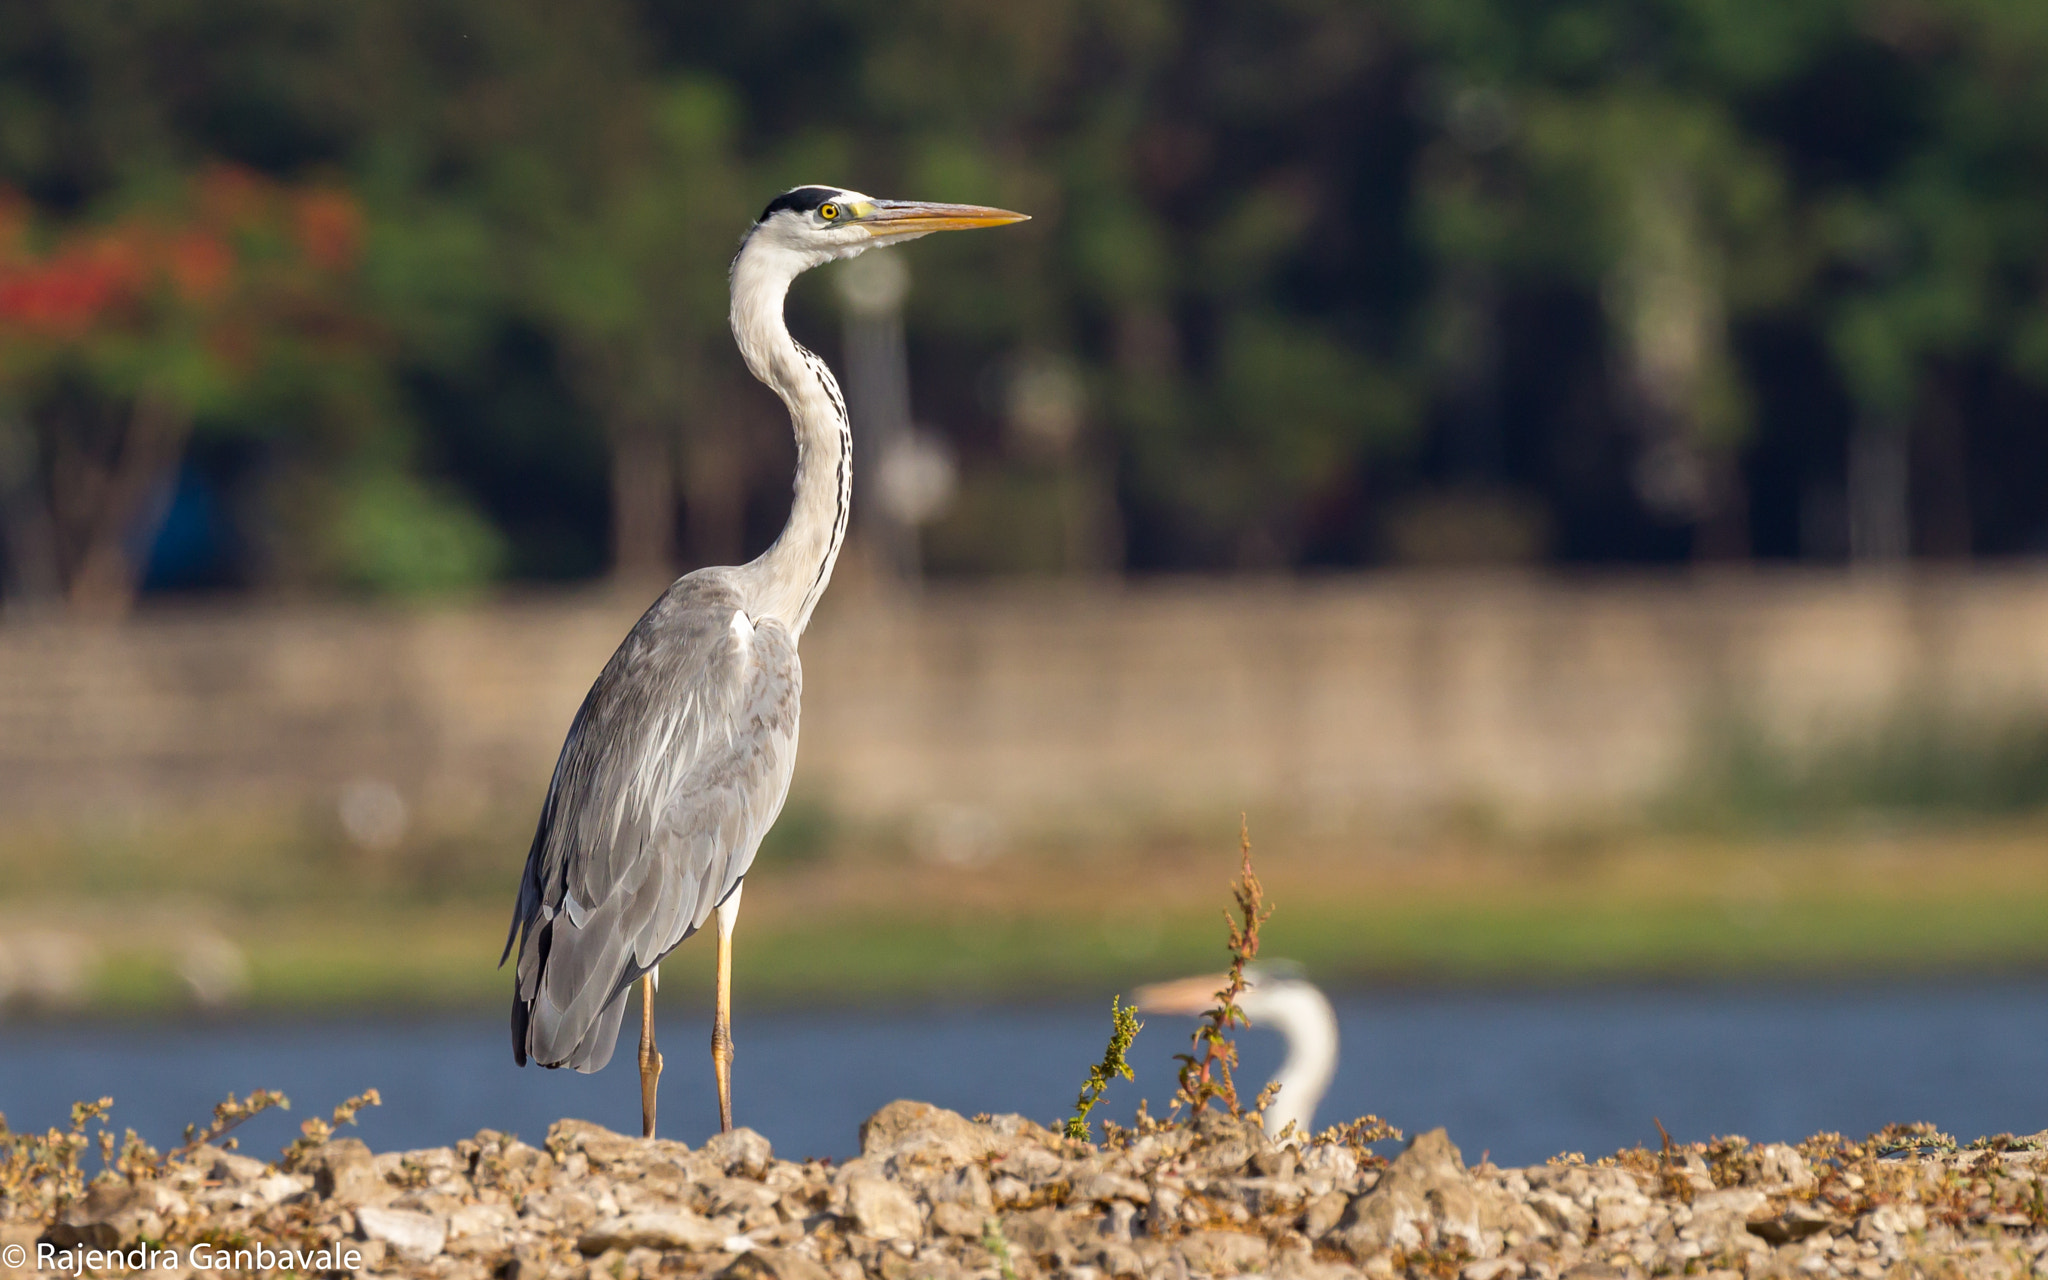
[9,0,2048,605]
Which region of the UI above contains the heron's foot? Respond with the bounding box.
[711,1023,735,1134]
[639,1046,663,1140]
[639,973,662,1140]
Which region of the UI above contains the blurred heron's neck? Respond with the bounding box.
[1260,986,1339,1139]
[730,238,851,636]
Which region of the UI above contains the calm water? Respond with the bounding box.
[3,985,2044,1168]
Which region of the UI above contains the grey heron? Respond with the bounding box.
[1135,961,1340,1138]
[504,186,1027,1138]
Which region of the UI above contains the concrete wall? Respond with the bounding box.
[6,571,2048,831]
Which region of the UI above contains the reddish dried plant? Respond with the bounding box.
[1173,817,1272,1117]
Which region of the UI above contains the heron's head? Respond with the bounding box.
[743,185,1029,270]
[1133,961,1319,1024]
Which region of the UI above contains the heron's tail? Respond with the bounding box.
[509,908,648,1072]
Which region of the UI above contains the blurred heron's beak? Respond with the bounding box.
[859,200,1030,239]
[1133,973,1233,1016]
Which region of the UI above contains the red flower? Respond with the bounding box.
[0,236,147,336]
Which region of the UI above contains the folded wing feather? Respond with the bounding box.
[507,571,802,1072]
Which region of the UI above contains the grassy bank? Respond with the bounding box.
[7,808,2048,1015]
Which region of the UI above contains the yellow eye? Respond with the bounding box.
[819,203,839,220]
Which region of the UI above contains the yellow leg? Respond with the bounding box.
[638,972,662,1139]
[712,889,741,1134]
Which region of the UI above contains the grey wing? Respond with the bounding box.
[506,576,801,1072]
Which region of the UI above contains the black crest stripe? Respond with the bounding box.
[759,186,841,222]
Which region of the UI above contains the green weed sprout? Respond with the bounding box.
[981,1217,1020,1280]
[1066,995,1143,1141]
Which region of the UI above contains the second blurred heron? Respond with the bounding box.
[1135,961,1339,1138]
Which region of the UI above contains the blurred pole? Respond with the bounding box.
[836,253,914,586]
[835,253,955,589]
[1848,416,1909,565]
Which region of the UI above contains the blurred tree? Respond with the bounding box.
[1525,87,1801,558]
[1402,1,1817,561]
[7,0,2048,595]
[1807,3,2048,563]
[0,166,441,615]
[519,77,761,582]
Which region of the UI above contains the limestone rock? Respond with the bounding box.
[708,1128,775,1181]
[1300,1189,1349,1239]
[1335,1128,1505,1261]
[206,1151,269,1184]
[860,1102,1006,1167]
[977,1113,1062,1156]
[547,1117,688,1172]
[577,1210,727,1254]
[1527,1188,1588,1238]
[924,1164,995,1214]
[990,1145,1064,1187]
[41,1184,185,1250]
[844,1174,923,1242]
[929,1202,987,1237]
[1301,1142,1359,1185]
[1679,1188,1771,1257]
[1747,1145,1816,1193]
[13,1101,2042,1280]
[249,1172,310,1206]
[721,1247,834,1280]
[1187,1109,1274,1171]
[999,1207,1074,1266]
[303,1137,389,1206]
[1594,1191,1651,1234]
[1068,1172,1150,1207]
[356,1205,449,1261]
[446,1202,515,1250]
[1745,1199,1831,1245]
[1181,1229,1269,1274]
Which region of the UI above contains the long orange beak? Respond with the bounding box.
[859,200,1030,239]
[1133,973,1233,1016]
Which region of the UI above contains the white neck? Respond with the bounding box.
[728,235,853,635]
[1253,984,1340,1138]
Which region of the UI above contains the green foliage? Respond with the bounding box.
[326,469,507,594]
[1671,709,2048,829]
[980,1216,1020,1280]
[1065,995,1142,1141]
[755,795,837,865]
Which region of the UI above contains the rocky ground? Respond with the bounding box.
[6,1102,2047,1280]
